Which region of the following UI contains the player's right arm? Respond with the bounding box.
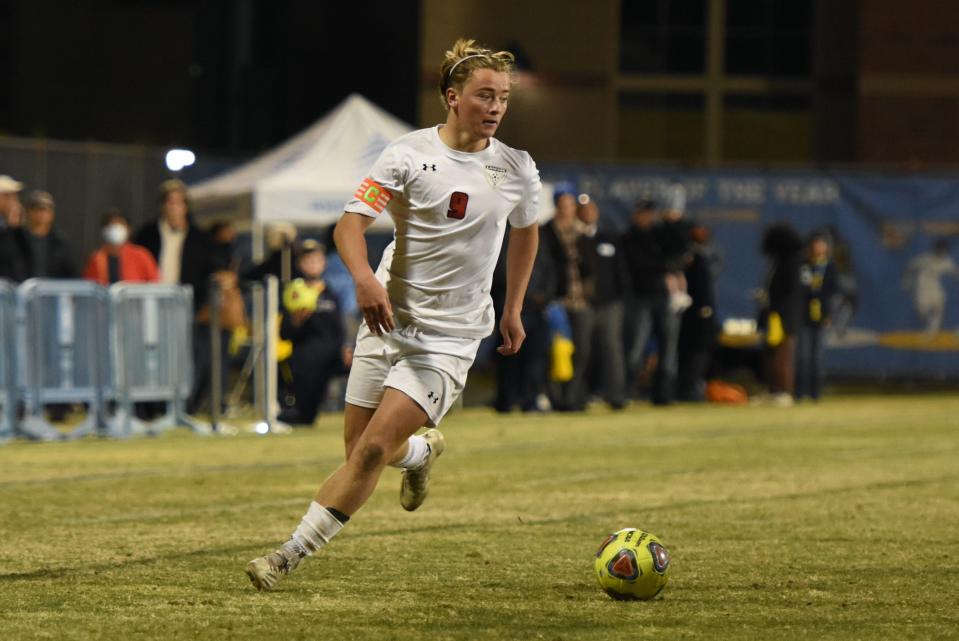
[333,213,394,335]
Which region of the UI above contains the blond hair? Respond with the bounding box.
[157,178,188,205]
[438,38,515,110]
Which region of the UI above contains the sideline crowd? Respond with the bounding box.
[0,173,843,425]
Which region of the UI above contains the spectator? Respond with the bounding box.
[209,220,240,272]
[0,175,23,229]
[241,222,298,283]
[824,225,857,339]
[902,238,958,337]
[577,194,628,409]
[20,190,77,279]
[540,182,592,411]
[658,184,693,314]
[135,179,213,301]
[676,222,718,401]
[204,218,246,333]
[622,199,679,405]
[83,209,159,285]
[278,240,346,426]
[758,223,804,407]
[5,199,24,229]
[492,224,559,413]
[323,222,360,336]
[196,234,246,416]
[134,179,215,414]
[0,175,25,281]
[796,231,837,402]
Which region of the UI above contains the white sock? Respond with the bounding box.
[289,502,345,556]
[390,434,429,470]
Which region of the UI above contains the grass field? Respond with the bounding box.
[1,395,957,640]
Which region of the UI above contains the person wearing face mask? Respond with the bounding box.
[83,209,159,285]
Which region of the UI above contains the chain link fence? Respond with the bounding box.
[0,136,232,266]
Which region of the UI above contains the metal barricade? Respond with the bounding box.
[0,280,17,442]
[16,279,110,441]
[222,276,287,434]
[108,283,209,437]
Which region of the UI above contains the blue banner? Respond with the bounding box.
[541,165,959,378]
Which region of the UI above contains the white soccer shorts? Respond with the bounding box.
[344,322,480,426]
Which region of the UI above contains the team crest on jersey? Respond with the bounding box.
[484,164,507,188]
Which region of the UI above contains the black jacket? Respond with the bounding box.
[580,229,628,306]
[0,228,25,281]
[135,219,214,307]
[655,219,692,272]
[279,288,345,361]
[492,226,560,314]
[621,224,669,301]
[761,224,805,335]
[680,248,717,351]
[1,228,77,281]
[767,252,804,335]
[538,221,577,302]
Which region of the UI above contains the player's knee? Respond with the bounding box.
[355,442,386,474]
[344,434,362,460]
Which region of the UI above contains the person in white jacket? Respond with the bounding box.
[903,239,959,336]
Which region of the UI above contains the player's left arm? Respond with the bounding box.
[498,223,538,356]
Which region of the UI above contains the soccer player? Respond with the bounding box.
[246,38,541,590]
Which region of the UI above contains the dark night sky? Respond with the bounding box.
[0,0,421,153]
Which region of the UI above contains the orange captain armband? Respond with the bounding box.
[353,178,392,213]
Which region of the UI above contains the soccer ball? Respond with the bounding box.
[282,279,319,313]
[594,528,671,600]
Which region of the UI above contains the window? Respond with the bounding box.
[618,93,706,162]
[620,0,707,73]
[723,93,812,161]
[725,0,812,76]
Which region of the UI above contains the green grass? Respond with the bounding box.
[1,396,958,640]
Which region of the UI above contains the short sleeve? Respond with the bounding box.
[343,144,407,218]
[507,153,541,228]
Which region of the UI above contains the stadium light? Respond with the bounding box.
[165,148,196,172]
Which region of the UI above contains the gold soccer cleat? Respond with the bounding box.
[400,428,446,511]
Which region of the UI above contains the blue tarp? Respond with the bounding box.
[541,165,959,379]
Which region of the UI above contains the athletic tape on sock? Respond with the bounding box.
[292,501,344,554]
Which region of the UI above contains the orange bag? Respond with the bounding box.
[705,380,749,405]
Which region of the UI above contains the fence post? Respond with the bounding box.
[209,275,222,432]
[264,275,281,430]
[0,281,17,442]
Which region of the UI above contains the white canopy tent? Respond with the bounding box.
[189,93,413,230]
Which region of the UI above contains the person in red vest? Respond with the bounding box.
[83,209,159,285]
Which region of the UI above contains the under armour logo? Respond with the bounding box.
[422,163,437,171]
[427,391,439,405]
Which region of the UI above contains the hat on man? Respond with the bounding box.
[25,190,55,210]
[296,238,326,257]
[0,175,24,194]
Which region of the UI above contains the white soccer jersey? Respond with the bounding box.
[343,125,541,339]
